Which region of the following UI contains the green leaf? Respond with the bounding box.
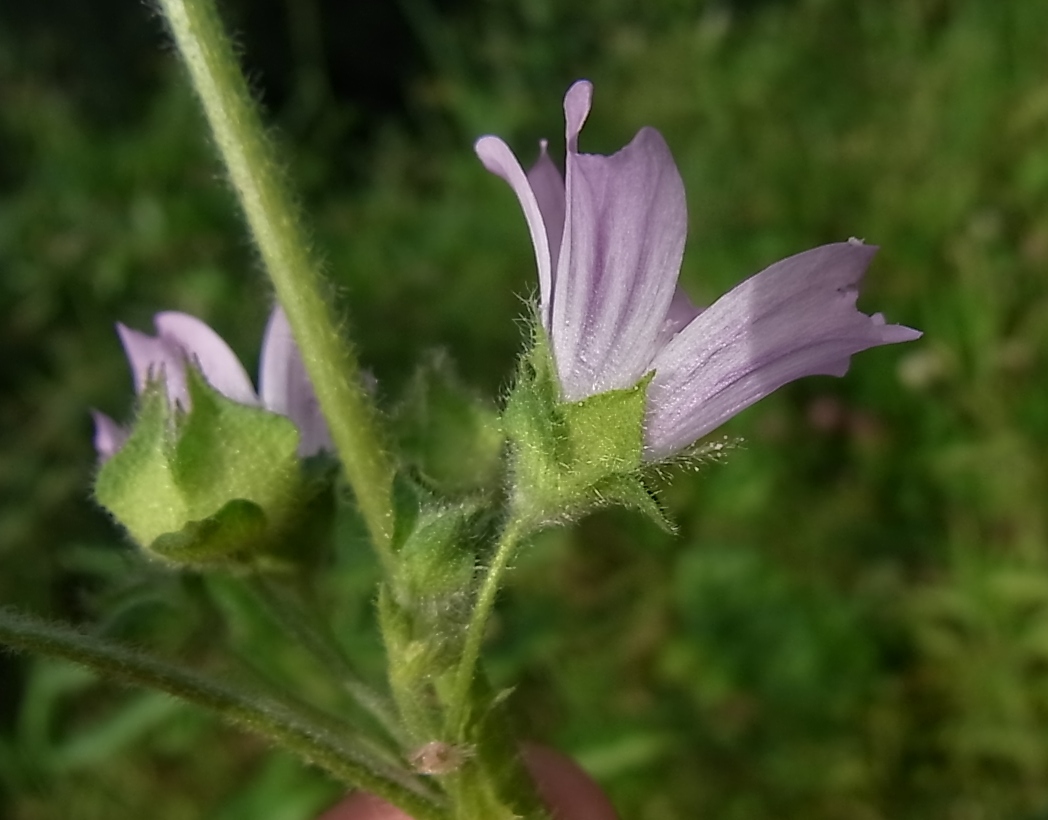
[0,607,446,820]
[149,499,267,565]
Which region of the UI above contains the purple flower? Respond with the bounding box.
[476,80,921,460]
[93,307,331,460]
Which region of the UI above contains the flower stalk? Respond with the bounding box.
[447,516,528,738]
[156,0,395,563]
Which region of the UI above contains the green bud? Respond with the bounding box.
[379,488,486,740]
[392,354,504,497]
[94,369,323,568]
[388,480,482,647]
[392,502,480,625]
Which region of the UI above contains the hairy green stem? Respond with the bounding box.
[156,0,395,565]
[441,523,550,820]
[446,518,526,737]
[0,608,447,820]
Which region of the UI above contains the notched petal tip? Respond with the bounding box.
[832,238,879,267]
[824,243,922,345]
[868,311,921,342]
[878,321,923,344]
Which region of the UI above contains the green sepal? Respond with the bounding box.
[95,382,189,547]
[172,368,301,520]
[94,369,327,569]
[500,333,568,510]
[560,372,651,485]
[503,327,669,531]
[592,474,676,535]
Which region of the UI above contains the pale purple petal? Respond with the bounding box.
[259,306,332,455]
[644,242,921,459]
[551,121,688,401]
[154,312,257,406]
[475,135,555,326]
[527,140,566,290]
[563,80,593,154]
[655,286,703,349]
[117,323,191,407]
[91,410,128,461]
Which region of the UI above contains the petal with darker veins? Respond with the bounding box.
[552,124,687,401]
[644,242,921,458]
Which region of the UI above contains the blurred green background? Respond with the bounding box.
[3,0,1048,817]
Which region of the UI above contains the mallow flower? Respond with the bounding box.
[93,306,331,460]
[476,80,920,460]
[90,306,338,565]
